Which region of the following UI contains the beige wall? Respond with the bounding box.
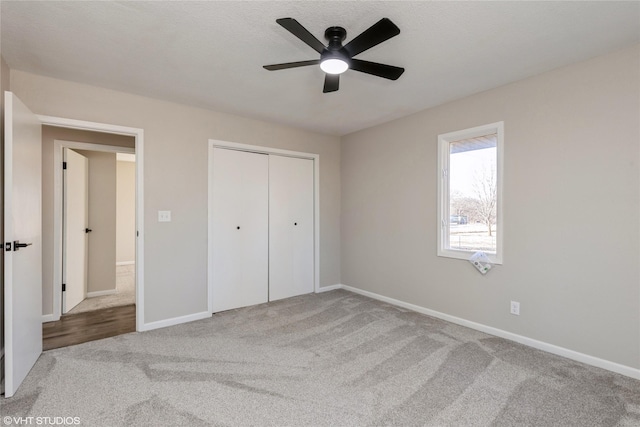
[75,150,116,294]
[13,72,342,323]
[341,45,640,369]
[116,160,136,263]
[41,126,134,314]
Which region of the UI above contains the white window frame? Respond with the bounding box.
[437,121,504,264]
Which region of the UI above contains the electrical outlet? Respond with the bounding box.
[510,301,520,316]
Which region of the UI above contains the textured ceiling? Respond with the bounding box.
[2,1,639,136]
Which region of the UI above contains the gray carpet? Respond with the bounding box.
[3,290,639,426]
[67,265,135,314]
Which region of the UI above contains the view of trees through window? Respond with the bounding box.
[448,135,497,253]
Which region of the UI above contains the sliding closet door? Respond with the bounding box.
[269,155,314,301]
[212,148,268,312]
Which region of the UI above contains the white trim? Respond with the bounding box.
[313,156,320,295]
[207,145,215,315]
[38,115,145,332]
[41,314,56,323]
[116,153,136,162]
[437,121,504,265]
[56,141,134,154]
[116,261,135,266]
[135,130,145,332]
[207,140,321,314]
[316,284,343,293]
[38,115,141,136]
[4,93,15,394]
[86,289,117,298]
[208,140,317,160]
[139,311,211,332]
[337,284,640,380]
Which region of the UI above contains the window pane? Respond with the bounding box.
[448,134,497,253]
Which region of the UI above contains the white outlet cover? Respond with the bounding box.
[510,301,520,315]
[158,210,171,222]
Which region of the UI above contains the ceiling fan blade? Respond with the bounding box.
[350,59,404,80]
[276,18,326,54]
[343,18,400,58]
[323,74,340,93]
[263,59,321,71]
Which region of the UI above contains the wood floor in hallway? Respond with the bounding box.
[43,304,136,350]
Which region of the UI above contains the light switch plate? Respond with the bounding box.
[158,210,171,222]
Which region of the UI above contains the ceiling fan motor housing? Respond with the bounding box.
[322,26,350,63]
[325,26,347,48]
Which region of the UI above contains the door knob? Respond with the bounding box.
[13,240,32,251]
[85,228,93,233]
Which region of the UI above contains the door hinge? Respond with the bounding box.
[442,168,448,179]
[62,283,66,292]
[63,161,67,170]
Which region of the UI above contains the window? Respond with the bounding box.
[437,122,503,264]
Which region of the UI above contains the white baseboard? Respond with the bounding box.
[42,313,57,323]
[87,289,117,298]
[116,261,135,266]
[337,284,640,380]
[139,311,211,332]
[316,284,343,293]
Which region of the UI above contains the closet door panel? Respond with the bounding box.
[269,155,314,301]
[212,148,269,312]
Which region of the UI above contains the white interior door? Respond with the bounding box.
[269,155,314,301]
[63,148,88,313]
[4,91,42,398]
[211,148,268,312]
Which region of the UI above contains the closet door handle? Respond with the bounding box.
[237,226,240,230]
[294,222,297,226]
[85,228,93,233]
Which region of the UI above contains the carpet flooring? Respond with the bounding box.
[67,265,135,314]
[2,290,639,426]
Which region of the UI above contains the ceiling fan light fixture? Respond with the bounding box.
[320,58,348,74]
[264,18,404,92]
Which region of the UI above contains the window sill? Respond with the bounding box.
[438,248,503,265]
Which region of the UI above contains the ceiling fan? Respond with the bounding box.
[263,18,405,93]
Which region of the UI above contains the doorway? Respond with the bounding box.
[49,137,136,345]
[38,120,144,331]
[59,146,136,315]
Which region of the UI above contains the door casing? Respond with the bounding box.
[39,116,145,332]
